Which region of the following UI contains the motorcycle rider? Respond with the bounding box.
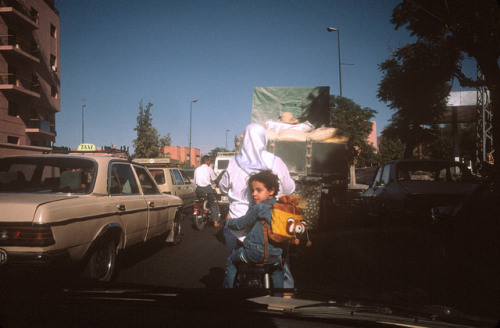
[219,123,296,287]
[224,170,284,288]
[194,155,220,227]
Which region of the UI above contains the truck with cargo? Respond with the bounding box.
[250,86,348,229]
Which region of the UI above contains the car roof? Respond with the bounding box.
[1,154,130,164]
[384,159,466,165]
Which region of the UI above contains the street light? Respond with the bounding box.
[327,27,342,97]
[225,129,230,148]
[81,104,86,143]
[188,99,198,165]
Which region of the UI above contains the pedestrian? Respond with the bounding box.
[194,155,220,227]
[224,170,284,288]
[219,123,296,287]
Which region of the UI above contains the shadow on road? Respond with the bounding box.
[199,267,225,288]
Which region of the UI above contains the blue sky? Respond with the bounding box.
[54,0,472,155]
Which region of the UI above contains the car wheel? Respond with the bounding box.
[85,238,116,283]
[169,213,182,244]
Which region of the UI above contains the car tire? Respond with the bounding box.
[168,213,182,245]
[85,238,117,283]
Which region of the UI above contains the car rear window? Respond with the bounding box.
[0,157,96,193]
[396,162,472,182]
[149,169,166,185]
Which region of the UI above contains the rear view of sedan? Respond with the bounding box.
[0,154,183,282]
[360,159,479,225]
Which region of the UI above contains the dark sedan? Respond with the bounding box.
[360,159,479,224]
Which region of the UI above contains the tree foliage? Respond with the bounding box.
[330,95,377,185]
[378,135,405,163]
[160,133,171,148]
[378,41,459,158]
[133,100,160,158]
[390,0,499,181]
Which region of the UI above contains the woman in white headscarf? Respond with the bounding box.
[219,123,296,288]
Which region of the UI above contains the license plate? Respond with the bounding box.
[0,249,7,264]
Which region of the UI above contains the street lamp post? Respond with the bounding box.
[189,99,198,166]
[327,27,342,97]
[226,129,230,148]
[81,104,86,143]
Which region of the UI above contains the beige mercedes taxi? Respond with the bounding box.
[0,153,183,282]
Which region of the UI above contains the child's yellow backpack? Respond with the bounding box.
[266,195,311,246]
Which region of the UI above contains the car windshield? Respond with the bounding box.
[396,162,473,182]
[216,159,229,170]
[0,157,96,193]
[1,1,498,327]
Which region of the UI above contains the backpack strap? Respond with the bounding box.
[258,220,271,266]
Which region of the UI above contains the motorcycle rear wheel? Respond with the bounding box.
[194,214,207,231]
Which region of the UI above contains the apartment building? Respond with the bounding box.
[0,0,59,156]
[163,146,201,168]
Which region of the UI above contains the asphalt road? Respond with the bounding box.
[109,204,499,320]
[113,214,229,289]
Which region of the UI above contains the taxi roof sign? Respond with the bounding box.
[77,143,97,152]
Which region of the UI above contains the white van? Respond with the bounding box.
[214,152,235,204]
[214,152,235,176]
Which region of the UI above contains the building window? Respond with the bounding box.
[50,54,57,72]
[8,101,18,117]
[51,85,58,98]
[30,8,39,23]
[50,24,57,38]
[7,136,19,145]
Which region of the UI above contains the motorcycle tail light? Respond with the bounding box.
[193,201,202,215]
[0,225,55,247]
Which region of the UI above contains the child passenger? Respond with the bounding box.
[224,170,284,288]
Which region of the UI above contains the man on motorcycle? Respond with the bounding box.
[194,155,220,227]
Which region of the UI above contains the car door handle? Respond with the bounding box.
[149,201,155,208]
[117,204,126,211]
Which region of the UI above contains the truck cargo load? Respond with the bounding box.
[251,86,348,230]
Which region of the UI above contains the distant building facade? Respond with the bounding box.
[163,145,200,168]
[0,0,60,157]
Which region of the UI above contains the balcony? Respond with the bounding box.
[0,74,40,98]
[0,0,38,29]
[0,35,39,63]
[25,118,56,137]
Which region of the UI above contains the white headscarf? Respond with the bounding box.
[235,123,273,175]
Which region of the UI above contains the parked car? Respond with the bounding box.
[360,159,479,224]
[146,165,196,210]
[430,177,499,291]
[0,154,183,282]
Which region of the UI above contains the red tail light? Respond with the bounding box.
[193,201,202,215]
[0,225,55,247]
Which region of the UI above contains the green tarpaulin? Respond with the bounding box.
[251,86,330,128]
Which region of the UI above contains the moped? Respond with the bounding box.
[192,195,219,231]
[236,262,276,289]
